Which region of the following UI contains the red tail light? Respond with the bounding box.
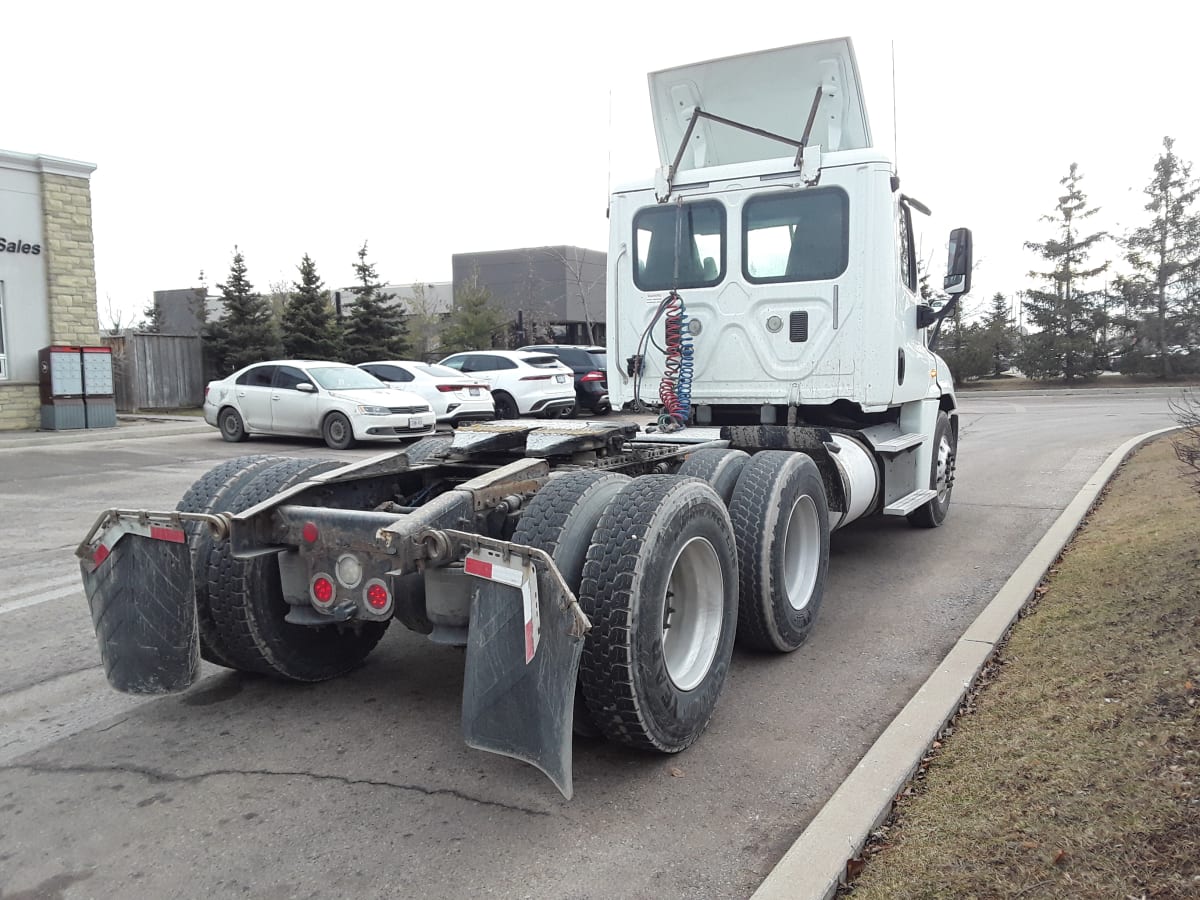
[581,371,605,382]
[311,575,335,605]
[520,375,553,381]
[204,385,210,399]
[435,384,460,392]
[364,579,392,613]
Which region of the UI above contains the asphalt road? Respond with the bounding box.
[0,390,1183,899]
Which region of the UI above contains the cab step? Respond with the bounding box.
[883,489,937,516]
[871,432,925,454]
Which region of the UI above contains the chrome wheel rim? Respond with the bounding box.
[661,536,724,691]
[782,494,821,611]
[935,435,955,504]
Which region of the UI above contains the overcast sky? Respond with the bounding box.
[6,1,1196,328]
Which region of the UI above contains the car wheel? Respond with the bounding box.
[322,411,356,450]
[493,391,519,419]
[219,407,248,443]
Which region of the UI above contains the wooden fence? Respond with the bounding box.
[103,333,204,411]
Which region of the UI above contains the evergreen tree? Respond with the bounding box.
[1120,137,1200,377]
[342,242,409,363]
[439,272,508,355]
[202,247,281,375]
[980,292,1017,377]
[140,299,166,334]
[281,254,341,359]
[1017,163,1109,380]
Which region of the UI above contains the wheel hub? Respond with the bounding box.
[660,537,723,691]
[781,495,821,611]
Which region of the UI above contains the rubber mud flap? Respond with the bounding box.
[461,576,582,800]
[81,533,201,695]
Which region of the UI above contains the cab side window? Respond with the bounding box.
[898,205,917,293]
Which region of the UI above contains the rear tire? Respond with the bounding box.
[322,412,356,450]
[204,457,389,681]
[512,469,631,738]
[908,411,956,528]
[219,407,248,443]
[493,392,519,419]
[579,476,738,752]
[677,448,750,506]
[177,455,283,667]
[729,451,830,652]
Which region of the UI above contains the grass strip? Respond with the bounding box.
[845,437,1200,899]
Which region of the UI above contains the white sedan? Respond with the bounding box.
[203,360,436,450]
[358,360,495,425]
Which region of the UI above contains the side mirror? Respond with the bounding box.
[297,382,316,393]
[943,228,973,296]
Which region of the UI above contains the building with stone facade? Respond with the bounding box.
[0,149,100,430]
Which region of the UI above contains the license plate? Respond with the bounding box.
[407,416,429,428]
[469,388,480,396]
[555,374,566,383]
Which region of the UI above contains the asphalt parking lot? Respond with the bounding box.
[0,389,1182,899]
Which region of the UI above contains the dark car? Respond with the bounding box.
[518,344,610,415]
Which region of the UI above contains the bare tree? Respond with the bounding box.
[541,246,604,344]
[405,283,445,360]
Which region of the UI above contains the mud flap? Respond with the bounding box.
[461,551,583,799]
[80,530,201,695]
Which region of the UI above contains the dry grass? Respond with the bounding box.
[845,438,1200,899]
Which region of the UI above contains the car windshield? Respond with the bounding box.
[525,355,562,369]
[308,367,384,391]
[587,352,607,370]
[416,364,463,378]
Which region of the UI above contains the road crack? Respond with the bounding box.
[1,761,551,816]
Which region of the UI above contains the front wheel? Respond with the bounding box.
[579,476,738,753]
[908,411,957,528]
[322,411,356,450]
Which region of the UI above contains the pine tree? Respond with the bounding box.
[980,292,1017,377]
[342,242,410,363]
[1121,137,1200,377]
[1017,163,1109,380]
[202,247,281,375]
[281,254,341,360]
[140,299,166,334]
[439,272,508,355]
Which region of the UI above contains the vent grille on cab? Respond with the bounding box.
[789,311,809,342]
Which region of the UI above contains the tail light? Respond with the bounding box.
[204,385,210,400]
[311,574,335,606]
[436,383,489,392]
[580,371,605,382]
[364,579,392,614]
[520,375,552,381]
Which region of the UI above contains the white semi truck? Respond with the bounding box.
[77,38,971,799]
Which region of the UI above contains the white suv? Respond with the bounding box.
[438,350,575,419]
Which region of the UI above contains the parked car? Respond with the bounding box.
[357,360,495,425]
[203,360,436,450]
[437,350,575,419]
[518,344,610,415]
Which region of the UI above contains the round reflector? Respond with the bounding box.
[302,522,319,543]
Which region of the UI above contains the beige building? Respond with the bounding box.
[0,149,100,430]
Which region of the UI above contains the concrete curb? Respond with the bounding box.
[751,425,1180,900]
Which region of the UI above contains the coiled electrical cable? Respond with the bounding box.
[657,292,693,428]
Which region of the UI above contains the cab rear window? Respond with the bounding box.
[633,201,725,291]
[742,188,849,283]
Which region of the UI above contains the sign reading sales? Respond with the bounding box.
[0,237,42,255]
